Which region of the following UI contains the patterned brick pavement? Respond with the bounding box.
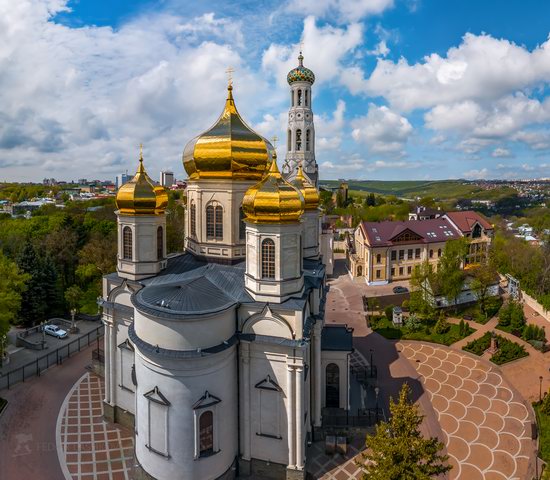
[56,373,135,480]
[397,341,537,480]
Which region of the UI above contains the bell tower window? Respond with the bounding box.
[306,129,310,152]
[291,91,294,107]
[206,204,223,240]
[305,89,308,106]
[122,226,132,260]
[297,89,302,106]
[287,130,292,151]
[190,201,196,237]
[296,129,302,151]
[157,226,163,260]
[261,238,275,279]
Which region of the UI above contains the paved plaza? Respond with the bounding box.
[398,341,537,480]
[57,373,135,480]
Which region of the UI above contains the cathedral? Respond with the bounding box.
[101,54,348,480]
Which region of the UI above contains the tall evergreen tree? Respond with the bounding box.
[17,242,47,326]
[359,383,451,480]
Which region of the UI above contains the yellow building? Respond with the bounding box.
[347,211,493,285]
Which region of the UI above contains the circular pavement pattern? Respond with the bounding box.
[397,341,536,480]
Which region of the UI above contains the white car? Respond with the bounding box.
[44,324,68,339]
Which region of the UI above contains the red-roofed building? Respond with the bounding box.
[347,210,493,284]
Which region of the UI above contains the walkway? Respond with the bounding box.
[398,341,537,480]
[0,345,96,480]
[57,373,134,480]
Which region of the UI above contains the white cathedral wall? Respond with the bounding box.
[135,344,238,480]
[321,351,350,410]
[114,320,135,414]
[247,342,296,466]
[302,210,320,258]
[133,308,235,351]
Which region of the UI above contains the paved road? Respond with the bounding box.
[0,345,95,480]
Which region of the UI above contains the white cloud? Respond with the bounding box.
[491,147,512,158]
[285,0,394,22]
[362,33,550,111]
[367,40,389,57]
[463,168,489,179]
[262,16,363,88]
[512,130,550,150]
[0,1,283,180]
[351,104,412,153]
[315,100,346,151]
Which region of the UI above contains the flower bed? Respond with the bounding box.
[462,332,529,365]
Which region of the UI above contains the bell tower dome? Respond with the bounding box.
[283,52,318,187]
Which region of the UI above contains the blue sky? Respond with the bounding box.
[1,0,550,181]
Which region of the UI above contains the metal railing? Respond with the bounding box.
[0,325,104,390]
[322,407,384,428]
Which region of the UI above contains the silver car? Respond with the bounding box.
[44,324,68,339]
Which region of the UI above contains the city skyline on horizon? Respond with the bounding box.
[1,0,550,182]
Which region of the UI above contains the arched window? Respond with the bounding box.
[261,238,275,279]
[297,89,302,106]
[287,130,292,151]
[122,226,132,260]
[437,248,442,258]
[472,224,482,238]
[157,226,163,260]
[429,249,434,259]
[326,363,340,408]
[305,89,308,106]
[291,90,294,107]
[239,207,246,240]
[376,253,381,264]
[306,129,310,151]
[206,204,223,240]
[199,411,214,456]
[190,201,196,237]
[296,129,302,151]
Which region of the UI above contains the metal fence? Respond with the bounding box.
[322,408,384,428]
[0,325,104,390]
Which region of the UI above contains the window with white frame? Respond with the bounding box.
[122,226,132,260]
[144,387,170,457]
[118,339,134,392]
[192,391,221,459]
[255,375,282,439]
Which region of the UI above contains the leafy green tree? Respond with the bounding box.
[385,305,394,322]
[0,252,29,357]
[434,312,450,334]
[541,389,550,415]
[359,383,451,479]
[437,238,469,312]
[64,285,83,312]
[471,263,498,318]
[409,262,436,318]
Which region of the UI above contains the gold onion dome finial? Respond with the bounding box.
[116,145,168,215]
[242,152,305,224]
[182,82,274,180]
[291,166,319,210]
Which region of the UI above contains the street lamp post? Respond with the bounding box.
[70,308,77,333]
[540,376,544,403]
[370,348,374,377]
[374,385,380,422]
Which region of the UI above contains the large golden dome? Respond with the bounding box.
[116,149,168,215]
[242,154,304,224]
[183,84,274,180]
[290,166,319,210]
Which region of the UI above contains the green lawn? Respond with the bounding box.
[535,405,550,475]
[462,332,529,364]
[371,317,475,346]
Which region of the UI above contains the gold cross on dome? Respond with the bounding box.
[139,143,143,160]
[299,40,304,54]
[226,66,235,86]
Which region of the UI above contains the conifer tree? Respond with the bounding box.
[359,383,451,480]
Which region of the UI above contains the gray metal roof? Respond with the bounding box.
[321,324,354,351]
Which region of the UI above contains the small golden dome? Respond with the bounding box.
[116,148,168,215]
[242,154,305,224]
[183,84,274,180]
[290,166,319,210]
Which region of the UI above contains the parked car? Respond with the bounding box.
[44,324,68,339]
[392,286,409,294]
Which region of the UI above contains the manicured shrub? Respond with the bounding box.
[491,337,528,365]
[434,317,450,334]
[463,332,491,356]
[406,314,422,332]
[385,305,394,322]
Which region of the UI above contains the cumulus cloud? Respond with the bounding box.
[491,147,512,158]
[315,100,346,151]
[351,104,412,153]
[0,0,284,180]
[463,168,489,179]
[262,16,363,87]
[285,0,394,22]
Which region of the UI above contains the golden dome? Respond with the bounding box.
[290,166,319,210]
[116,149,168,215]
[242,154,305,224]
[183,84,274,181]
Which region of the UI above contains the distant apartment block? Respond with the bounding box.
[347,210,494,285]
[159,170,174,187]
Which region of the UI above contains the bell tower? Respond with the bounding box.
[284,52,318,187]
